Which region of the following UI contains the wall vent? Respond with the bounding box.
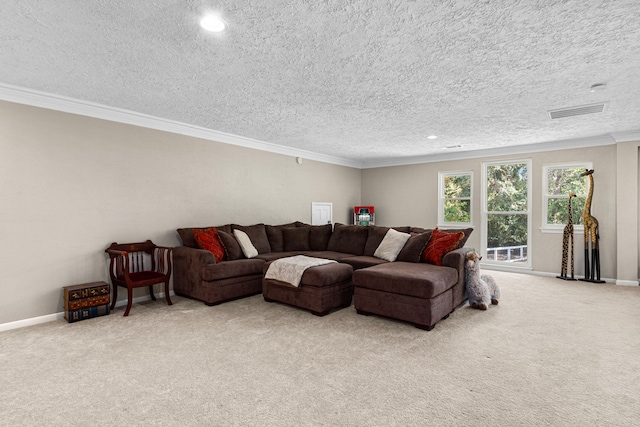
[548,102,608,119]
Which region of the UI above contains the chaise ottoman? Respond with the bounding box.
[353,261,459,330]
[262,260,354,316]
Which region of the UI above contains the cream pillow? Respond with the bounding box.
[233,229,258,259]
[373,229,411,262]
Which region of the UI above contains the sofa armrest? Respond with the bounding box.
[173,246,216,295]
[442,247,474,308]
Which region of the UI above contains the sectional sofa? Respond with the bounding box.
[174,222,473,330]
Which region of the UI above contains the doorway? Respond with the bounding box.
[311,202,333,225]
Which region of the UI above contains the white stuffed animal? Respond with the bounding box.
[465,251,500,310]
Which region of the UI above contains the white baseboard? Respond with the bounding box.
[0,312,66,333]
[615,279,639,286]
[0,291,175,333]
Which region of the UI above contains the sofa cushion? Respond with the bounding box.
[202,259,265,281]
[265,223,297,252]
[256,251,306,262]
[422,228,465,265]
[363,226,390,256]
[339,255,389,270]
[352,262,458,299]
[193,227,226,263]
[327,223,368,256]
[283,227,311,251]
[233,224,271,254]
[218,230,245,260]
[396,231,432,263]
[309,224,333,251]
[410,226,430,234]
[303,251,357,261]
[373,229,411,262]
[234,229,259,258]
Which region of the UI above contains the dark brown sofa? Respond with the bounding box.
[173,222,472,330]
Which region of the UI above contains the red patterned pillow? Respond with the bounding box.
[422,228,465,265]
[193,227,226,263]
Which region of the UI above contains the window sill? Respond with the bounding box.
[540,226,584,234]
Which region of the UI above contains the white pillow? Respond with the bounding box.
[233,229,258,259]
[374,229,411,262]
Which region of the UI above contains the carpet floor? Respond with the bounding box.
[1,270,639,426]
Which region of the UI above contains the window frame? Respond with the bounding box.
[481,158,532,269]
[437,170,473,227]
[541,162,592,233]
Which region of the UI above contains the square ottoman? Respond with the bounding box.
[353,261,458,330]
[262,260,353,316]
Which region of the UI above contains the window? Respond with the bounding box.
[482,160,531,267]
[542,163,592,231]
[438,171,472,225]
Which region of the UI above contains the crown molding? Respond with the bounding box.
[2,82,634,171]
[611,130,640,143]
[0,82,363,169]
[360,134,618,169]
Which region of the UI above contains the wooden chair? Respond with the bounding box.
[105,240,173,316]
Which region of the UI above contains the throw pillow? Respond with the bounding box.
[232,224,271,254]
[217,230,245,260]
[233,229,259,259]
[373,229,411,262]
[396,230,433,263]
[441,227,473,249]
[363,226,390,256]
[177,227,207,248]
[422,228,465,266]
[193,227,226,263]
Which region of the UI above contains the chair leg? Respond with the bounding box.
[123,287,133,316]
[164,280,173,306]
[110,284,118,311]
[149,285,156,301]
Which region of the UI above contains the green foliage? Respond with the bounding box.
[486,163,528,212]
[444,175,471,198]
[486,163,528,248]
[487,214,527,247]
[547,168,588,196]
[547,197,585,225]
[546,167,588,225]
[443,174,471,223]
[444,200,470,222]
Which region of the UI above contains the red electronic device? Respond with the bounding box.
[354,206,375,226]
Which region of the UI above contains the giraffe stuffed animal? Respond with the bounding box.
[465,251,500,310]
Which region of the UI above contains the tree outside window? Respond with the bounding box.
[439,171,472,225]
[543,163,591,229]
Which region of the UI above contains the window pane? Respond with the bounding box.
[444,175,471,198]
[486,164,528,212]
[547,197,585,225]
[486,213,528,263]
[444,200,470,222]
[547,167,588,196]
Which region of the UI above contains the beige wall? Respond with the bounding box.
[0,101,361,324]
[362,146,619,279]
[2,98,637,326]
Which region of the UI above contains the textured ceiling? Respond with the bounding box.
[2,0,640,166]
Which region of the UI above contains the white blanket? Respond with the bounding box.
[264,255,337,288]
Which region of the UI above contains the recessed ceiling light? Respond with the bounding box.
[589,83,607,93]
[427,135,438,140]
[200,14,226,32]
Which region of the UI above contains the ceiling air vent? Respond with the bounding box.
[548,102,608,119]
